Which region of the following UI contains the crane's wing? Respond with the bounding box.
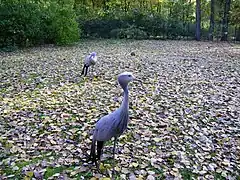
[93,109,129,141]
[91,56,97,65]
[84,55,91,66]
[94,112,120,141]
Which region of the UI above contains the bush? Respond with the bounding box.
[78,9,197,40]
[110,27,148,39]
[49,2,80,45]
[0,0,79,50]
[81,19,124,38]
[0,1,44,48]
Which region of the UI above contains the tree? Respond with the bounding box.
[221,0,231,41]
[208,0,214,41]
[195,0,201,41]
[230,0,240,41]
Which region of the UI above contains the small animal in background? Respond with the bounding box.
[87,72,134,173]
[81,52,97,76]
[130,52,136,56]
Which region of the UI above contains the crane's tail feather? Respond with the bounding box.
[97,141,104,160]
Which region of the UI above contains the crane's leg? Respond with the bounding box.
[97,141,104,160]
[81,65,86,76]
[92,65,95,76]
[84,66,89,76]
[112,137,117,177]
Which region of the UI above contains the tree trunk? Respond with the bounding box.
[91,0,95,9]
[196,0,201,41]
[149,0,153,12]
[236,27,240,41]
[103,0,109,10]
[208,0,215,41]
[157,1,161,13]
[124,0,127,12]
[186,0,192,40]
[221,0,231,41]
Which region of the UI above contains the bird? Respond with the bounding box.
[81,52,97,76]
[87,72,134,172]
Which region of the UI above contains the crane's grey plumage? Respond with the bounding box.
[88,72,134,172]
[81,52,97,76]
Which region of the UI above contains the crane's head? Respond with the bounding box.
[118,72,134,89]
[90,52,97,58]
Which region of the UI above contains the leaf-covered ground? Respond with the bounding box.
[0,40,240,179]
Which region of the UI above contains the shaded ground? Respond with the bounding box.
[0,40,240,179]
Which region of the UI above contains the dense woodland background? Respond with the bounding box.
[0,0,240,50]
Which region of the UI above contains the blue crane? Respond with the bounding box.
[81,52,97,76]
[87,72,134,173]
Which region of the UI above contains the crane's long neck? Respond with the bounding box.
[116,85,129,135]
[120,86,129,111]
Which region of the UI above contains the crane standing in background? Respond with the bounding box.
[81,52,97,76]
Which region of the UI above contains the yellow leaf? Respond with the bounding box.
[82,132,87,137]
[131,162,139,167]
[90,178,97,180]
[104,163,111,169]
[136,175,144,180]
[50,139,57,145]
[99,163,105,171]
[26,171,34,177]
[153,137,161,143]
[24,176,30,180]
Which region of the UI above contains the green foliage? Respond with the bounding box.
[50,2,80,45]
[214,172,226,180]
[180,168,198,179]
[1,0,239,50]
[75,0,239,41]
[230,0,240,27]
[0,1,44,49]
[0,0,79,50]
[79,10,196,40]
[110,26,148,40]
[81,19,124,38]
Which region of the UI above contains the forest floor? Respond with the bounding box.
[0,40,240,179]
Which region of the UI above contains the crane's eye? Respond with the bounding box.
[128,75,131,77]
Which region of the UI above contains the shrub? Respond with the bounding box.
[0,0,79,50]
[81,19,124,38]
[78,10,196,40]
[0,1,44,48]
[49,2,80,45]
[122,26,148,39]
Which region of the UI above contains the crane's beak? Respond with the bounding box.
[131,74,142,83]
[132,75,135,80]
[134,77,143,83]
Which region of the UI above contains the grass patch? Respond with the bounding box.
[185,144,195,154]
[44,166,66,179]
[148,166,164,179]
[74,171,93,178]
[1,152,58,178]
[214,173,226,180]
[180,168,198,179]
